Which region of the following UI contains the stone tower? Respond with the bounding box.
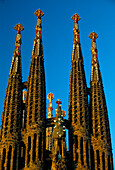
[0,10,113,170]
[0,23,24,170]
[68,13,91,169]
[22,9,46,169]
[89,31,113,170]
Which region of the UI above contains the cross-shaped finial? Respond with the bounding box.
[14,23,24,53]
[14,23,24,32]
[71,13,80,44]
[34,9,44,33]
[56,99,62,106]
[89,31,98,41]
[89,31,98,55]
[71,13,81,22]
[34,9,44,18]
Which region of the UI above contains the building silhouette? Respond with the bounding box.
[0,9,113,170]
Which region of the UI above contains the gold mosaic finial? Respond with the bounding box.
[71,13,81,22]
[89,31,98,41]
[14,23,24,56]
[47,93,54,102]
[89,31,98,55]
[56,99,62,106]
[34,9,44,18]
[14,23,24,32]
[47,93,54,115]
[71,13,81,44]
[34,9,44,39]
[89,31,99,81]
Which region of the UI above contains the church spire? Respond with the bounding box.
[1,23,23,140]
[24,9,46,168]
[26,8,45,127]
[69,13,90,169]
[69,13,88,127]
[89,31,113,169]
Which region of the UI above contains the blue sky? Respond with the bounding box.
[0,0,115,166]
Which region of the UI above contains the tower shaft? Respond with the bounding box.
[0,24,24,170]
[69,14,91,169]
[23,9,46,169]
[89,32,113,170]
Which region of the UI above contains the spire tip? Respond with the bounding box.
[14,23,24,32]
[71,13,81,21]
[47,93,54,100]
[89,31,98,40]
[34,9,44,18]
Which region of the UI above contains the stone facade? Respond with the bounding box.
[0,9,113,170]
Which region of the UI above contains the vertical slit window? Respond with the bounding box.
[33,134,36,162]
[102,152,105,170]
[2,148,6,170]
[96,150,100,169]
[13,145,17,170]
[39,132,42,160]
[86,141,89,167]
[75,135,78,164]
[27,136,31,165]
[7,145,12,170]
[80,137,84,165]
[108,155,111,170]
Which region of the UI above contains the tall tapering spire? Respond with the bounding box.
[26,8,45,127]
[69,13,88,127]
[23,9,46,169]
[89,31,113,169]
[1,23,23,140]
[0,24,23,170]
[69,13,91,169]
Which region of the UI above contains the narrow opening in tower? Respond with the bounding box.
[108,155,111,170]
[96,150,100,168]
[7,145,12,170]
[13,145,17,170]
[33,133,36,162]
[39,132,42,160]
[75,135,78,164]
[86,140,89,167]
[66,129,69,151]
[19,142,25,169]
[80,137,84,165]
[27,136,31,165]
[2,148,6,170]
[102,152,105,170]
[22,89,27,129]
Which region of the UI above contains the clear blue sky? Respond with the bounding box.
[0,0,115,166]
